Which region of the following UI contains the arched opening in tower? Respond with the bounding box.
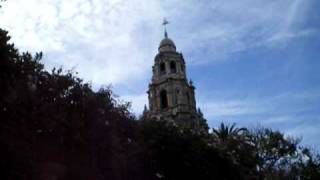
[170,61,176,73]
[175,88,180,105]
[186,92,190,105]
[160,90,168,109]
[160,62,166,75]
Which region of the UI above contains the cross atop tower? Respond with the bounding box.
[162,18,169,38]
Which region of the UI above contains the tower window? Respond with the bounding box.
[186,92,190,105]
[160,90,168,109]
[175,89,180,105]
[160,62,166,75]
[170,61,176,73]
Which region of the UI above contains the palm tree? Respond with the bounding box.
[212,122,247,142]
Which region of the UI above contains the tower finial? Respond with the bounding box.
[162,18,169,38]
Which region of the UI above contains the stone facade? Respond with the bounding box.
[143,32,207,130]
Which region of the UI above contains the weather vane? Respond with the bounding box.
[162,18,169,38]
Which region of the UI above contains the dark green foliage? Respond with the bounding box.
[1,28,319,180]
[212,123,259,179]
[212,122,248,142]
[140,120,242,180]
[0,28,146,180]
[251,128,299,177]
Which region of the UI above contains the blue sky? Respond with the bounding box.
[0,0,319,148]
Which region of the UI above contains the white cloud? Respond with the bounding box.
[198,91,320,120]
[0,0,164,86]
[198,100,260,118]
[285,118,320,148]
[266,29,317,46]
[172,0,315,65]
[199,91,320,148]
[0,0,315,85]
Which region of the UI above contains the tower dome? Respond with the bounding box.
[158,21,176,53]
[158,37,176,52]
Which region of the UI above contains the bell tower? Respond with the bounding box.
[144,20,207,130]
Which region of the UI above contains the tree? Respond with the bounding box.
[250,127,300,179]
[211,123,259,179]
[212,122,248,142]
[140,119,242,180]
[0,28,147,180]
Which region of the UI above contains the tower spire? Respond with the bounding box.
[162,18,169,38]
